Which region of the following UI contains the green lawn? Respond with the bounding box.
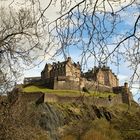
[23,85,116,98]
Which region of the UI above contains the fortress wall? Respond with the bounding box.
[113,83,132,105]
[53,80,80,90]
[82,94,123,106]
[98,85,113,93]
[8,91,44,105]
[85,81,113,93]
[8,90,124,107]
[44,93,123,106]
[44,94,59,103]
[18,92,44,103]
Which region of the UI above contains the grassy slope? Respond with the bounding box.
[57,101,140,140]
[109,102,140,140]
[2,84,140,140]
[1,91,140,140]
[23,85,116,98]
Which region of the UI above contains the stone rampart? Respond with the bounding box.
[53,80,80,90]
[85,81,113,93]
[44,93,123,106]
[113,83,132,106]
[18,92,44,104]
[8,91,44,105]
[47,78,113,92]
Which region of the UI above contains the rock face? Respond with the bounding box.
[38,102,115,140]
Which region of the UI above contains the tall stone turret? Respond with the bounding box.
[41,63,52,80]
[122,82,131,106]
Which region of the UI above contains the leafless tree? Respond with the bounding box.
[0,0,140,93]
[0,0,53,93]
[47,0,140,88]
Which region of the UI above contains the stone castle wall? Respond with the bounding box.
[43,76,81,90]
[9,82,132,107]
[96,69,105,85]
[53,80,80,90]
[45,77,114,92]
[44,93,123,106]
[113,83,132,106]
[8,89,44,106]
[109,71,118,87]
[85,80,113,93]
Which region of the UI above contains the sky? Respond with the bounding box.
[1,0,139,102]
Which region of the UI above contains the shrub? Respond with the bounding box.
[82,129,110,140]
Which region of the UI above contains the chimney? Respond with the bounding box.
[124,82,128,88]
[67,57,72,63]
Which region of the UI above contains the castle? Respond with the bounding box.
[39,57,118,92]
[22,57,132,105]
[24,57,119,91]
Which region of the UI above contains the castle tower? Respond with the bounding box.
[41,63,52,80]
[122,82,131,106]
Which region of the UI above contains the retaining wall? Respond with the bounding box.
[44,93,123,106]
